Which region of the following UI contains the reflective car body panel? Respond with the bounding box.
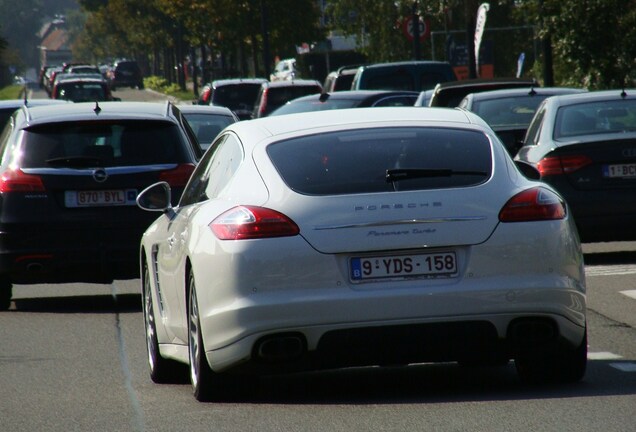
[139,107,586,384]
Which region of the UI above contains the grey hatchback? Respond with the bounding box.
[0,101,201,309]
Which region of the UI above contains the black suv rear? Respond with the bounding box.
[0,101,201,309]
[109,60,144,90]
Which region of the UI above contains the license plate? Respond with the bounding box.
[65,189,138,207]
[350,252,458,282]
[603,164,636,178]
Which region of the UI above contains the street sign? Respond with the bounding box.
[402,17,430,42]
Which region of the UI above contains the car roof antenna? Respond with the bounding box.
[23,84,28,105]
[94,101,102,114]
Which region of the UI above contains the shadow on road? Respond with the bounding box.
[10,293,141,314]
[203,359,636,404]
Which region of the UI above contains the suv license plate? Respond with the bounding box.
[65,189,138,207]
[350,252,458,282]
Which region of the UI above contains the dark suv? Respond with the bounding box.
[196,78,267,120]
[109,59,144,90]
[0,101,201,309]
[252,79,322,118]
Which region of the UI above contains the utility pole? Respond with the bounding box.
[412,1,420,60]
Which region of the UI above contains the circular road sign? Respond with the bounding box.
[402,17,430,42]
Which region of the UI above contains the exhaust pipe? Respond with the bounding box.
[255,333,305,362]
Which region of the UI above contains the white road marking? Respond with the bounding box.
[585,264,636,277]
[588,351,623,360]
[619,289,636,300]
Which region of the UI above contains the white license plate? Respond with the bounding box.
[603,164,636,178]
[350,252,458,282]
[65,189,138,207]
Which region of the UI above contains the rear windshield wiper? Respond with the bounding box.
[46,156,105,168]
[385,168,489,182]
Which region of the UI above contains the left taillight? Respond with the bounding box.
[499,187,566,222]
[0,169,45,192]
[536,155,592,176]
[210,205,300,240]
[158,163,195,187]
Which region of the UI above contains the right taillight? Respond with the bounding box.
[499,187,566,222]
[210,205,299,240]
[158,163,195,187]
[0,169,45,192]
[536,155,592,176]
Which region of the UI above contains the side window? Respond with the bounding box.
[179,133,243,206]
[524,104,546,146]
[204,134,243,199]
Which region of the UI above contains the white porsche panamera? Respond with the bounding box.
[136,107,587,401]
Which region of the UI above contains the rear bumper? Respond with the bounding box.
[0,226,143,283]
[206,313,585,375]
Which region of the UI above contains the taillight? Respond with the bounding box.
[536,155,592,176]
[158,163,195,187]
[201,88,211,104]
[0,169,45,192]
[259,89,268,116]
[210,206,300,240]
[499,187,566,222]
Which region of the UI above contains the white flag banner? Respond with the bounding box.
[474,3,490,77]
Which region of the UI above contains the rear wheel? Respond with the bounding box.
[188,270,221,401]
[142,262,186,383]
[0,277,12,310]
[515,328,588,384]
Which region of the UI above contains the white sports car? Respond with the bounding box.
[137,107,587,401]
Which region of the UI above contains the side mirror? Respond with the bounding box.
[137,181,173,213]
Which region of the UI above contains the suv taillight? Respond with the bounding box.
[210,206,300,240]
[158,163,195,187]
[259,88,269,116]
[0,169,45,192]
[499,187,566,222]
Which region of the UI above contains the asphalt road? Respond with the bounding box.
[2,88,635,431]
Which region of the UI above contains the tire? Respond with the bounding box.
[188,270,220,401]
[142,262,186,383]
[0,277,12,311]
[515,327,588,384]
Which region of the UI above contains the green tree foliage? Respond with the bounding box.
[503,0,636,89]
[0,0,43,69]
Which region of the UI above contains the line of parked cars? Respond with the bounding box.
[39,59,144,103]
[7,56,636,402]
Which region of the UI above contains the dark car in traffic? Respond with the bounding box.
[459,86,586,155]
[0,101,201,310]
[268,90,420,116]
[108,59,144,90]
[351,61,456,92]
[252,79,323,118]
[424,77,538,108]
[196,78,267,120]
[51,77,118,102]
[515,89,636,242]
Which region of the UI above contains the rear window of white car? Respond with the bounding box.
[267,127,492,195]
